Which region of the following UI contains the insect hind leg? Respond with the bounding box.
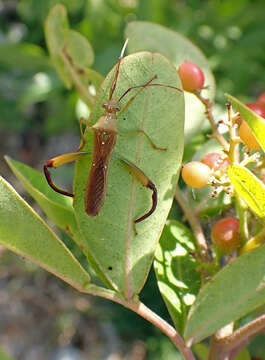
[44,151,89,197]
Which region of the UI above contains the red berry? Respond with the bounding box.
[246,103,265,118]
[178,61,205,92]
[211,218,241,253]
[182,161,211,188]
[201,153,230,171]
[257,92,265,110]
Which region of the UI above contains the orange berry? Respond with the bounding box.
[239,121,260,150]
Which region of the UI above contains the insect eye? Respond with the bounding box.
[102,103,108,110]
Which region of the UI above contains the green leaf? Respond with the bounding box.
[228,164,265,218]
[125,21,215,141]
[63,29,94,69]
[225,93,265,151]
[74,52,184,296]
[0,176,90,290]
[4,157,116,289]
[45,4,102,101]
[184,244,265,343]
[44,4,71,87]
[154,220,201,334]
[0,43,50,71]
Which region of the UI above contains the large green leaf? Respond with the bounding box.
[4,156,117,289]
[125,21,215,141]
[226,93,265,151]
[228,164,265,218]
[0,176,90,290]
[184,244,265,343]
[74,52,184,297]
[154,220,201,334]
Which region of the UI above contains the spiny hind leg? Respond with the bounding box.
[44,151,89,197]
[117,155,157,235]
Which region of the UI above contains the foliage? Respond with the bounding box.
[1,2,265,359]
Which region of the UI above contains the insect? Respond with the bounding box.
[44,39,181,233]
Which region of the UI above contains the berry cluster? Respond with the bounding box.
[177,61,264,254]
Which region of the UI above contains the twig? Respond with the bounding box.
[194,91,229,152]
[60,46,96,107]
[175,186,210,264]
[80,284,195,360]
[209,314,265,358]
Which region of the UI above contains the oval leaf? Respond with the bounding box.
[154,220,201,334]
[0,176,90,290]
[184,244,265,343]
[125,21,215,141]
[45,4,100,99]
[226,93,265,151]
[45,4,71,87]
[74,52,184,297]
[63,29,94,69]
[4,156,115,289]
[228,164,265,218]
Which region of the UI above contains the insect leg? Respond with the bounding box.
[116,155,157,234]
[44,151,89,197]
[119,130,166,151]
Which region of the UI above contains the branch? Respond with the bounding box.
[80,284,195,360]
[209,314,265,359]
[175,186,210,264]
[194,91,229,152]
[60,46,96,107]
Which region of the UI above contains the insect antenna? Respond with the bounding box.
[109,38,129,100]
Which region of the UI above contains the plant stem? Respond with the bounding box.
[209,314,265,358]
[194,91,229,152]
[80,284,195,360]
[175,186,210,264]
[60,47,96,107]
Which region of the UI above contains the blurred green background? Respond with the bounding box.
[0,0,265,359]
